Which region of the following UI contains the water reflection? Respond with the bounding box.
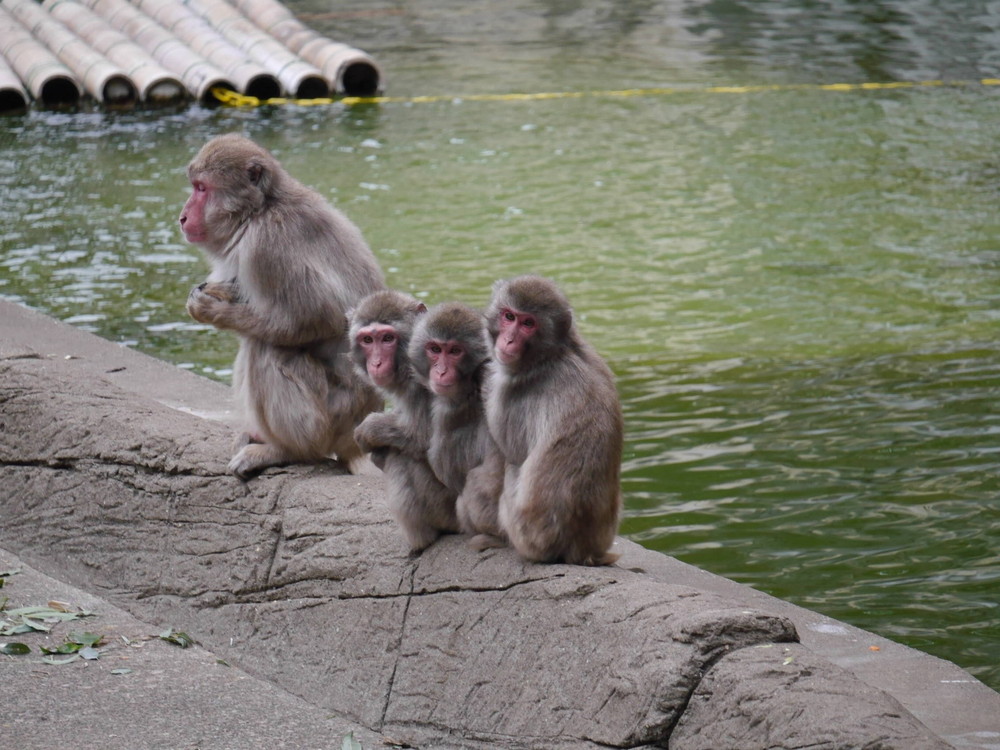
[2,0,1000,691]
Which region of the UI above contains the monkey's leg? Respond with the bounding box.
[228,442,293,479]
[384,455,458,553]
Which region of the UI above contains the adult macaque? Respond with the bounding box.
[180,133,385,478]
[350,291,459,552]
[410,302,504,546]
[485,275,623,565]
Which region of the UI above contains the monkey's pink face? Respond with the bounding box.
[494,308,536,365]
[179,179,211,245]
[425,339,465,396]
[357,325,399,388]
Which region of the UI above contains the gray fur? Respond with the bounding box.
[182,134,385,478]
[484,275,623,565]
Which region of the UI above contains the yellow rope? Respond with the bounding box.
[210,78,1000,108]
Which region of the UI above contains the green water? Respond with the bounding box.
[2,1,998,689]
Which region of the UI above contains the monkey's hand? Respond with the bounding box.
[186,281,241,326]
[354,413,423,458]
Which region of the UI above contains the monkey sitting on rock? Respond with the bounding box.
[177,139,620,564]
[180,133,385,479]
[484,275,623,566]
[350,277,623,566]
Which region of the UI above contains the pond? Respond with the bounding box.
[2,0,998,691]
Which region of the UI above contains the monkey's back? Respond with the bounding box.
[489,342,623,563]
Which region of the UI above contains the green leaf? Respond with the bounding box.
[1,622,40,636]
[111,668,133,675]
[341,732,363,750]
[40,643,81,655]
[1,642,30,655]
[41,654,80,666]
[159,629,194,648]
[68,631,103,647]
[17,618,52,633]
[79,646,100,660]
[39,632,105,655]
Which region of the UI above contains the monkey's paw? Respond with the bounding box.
[228,443,285,479]
[187,281,238,325]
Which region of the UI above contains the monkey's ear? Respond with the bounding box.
[247,160,273,194]
[415,302,428,314]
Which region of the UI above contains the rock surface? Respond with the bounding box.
[0,303,991,748]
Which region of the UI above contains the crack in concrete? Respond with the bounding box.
[379,562,417,730]
[0,456,221,479]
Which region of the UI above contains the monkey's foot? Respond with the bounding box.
[228,443,289,479]
[468,533,506,551]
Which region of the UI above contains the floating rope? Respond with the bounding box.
[211,78,1000,108]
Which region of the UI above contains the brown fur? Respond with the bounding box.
[181,134,384,478]
[409,302,504,545]
[349,291,459,552]
[484,276,623,565]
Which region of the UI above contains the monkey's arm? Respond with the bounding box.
[185,272,346,346]
[354,412,428,459]
[456,447,505,540]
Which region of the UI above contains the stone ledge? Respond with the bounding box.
[1,299,996,748]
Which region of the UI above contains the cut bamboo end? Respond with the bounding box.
[0,48,30,113]
[1,0,382,110]
[101,74,137,104]
[0,5,84,107]
[0,86,29,113]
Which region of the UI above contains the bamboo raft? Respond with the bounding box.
[0,0,382,112]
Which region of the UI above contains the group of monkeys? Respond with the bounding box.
[180,134,623,566]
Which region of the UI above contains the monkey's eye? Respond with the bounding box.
[503,310,516,322]
[193,181,208,193]
[383,333,396,343]
[361,335,374,345]
[428,343,442,354]
[522,317,537,329]
[449,346,464,357]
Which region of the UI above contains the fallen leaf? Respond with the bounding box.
[1,642,30,655]
[159,629,194,648]
[41,654,80,666]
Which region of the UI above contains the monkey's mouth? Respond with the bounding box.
[430,381,459,398]
[182,228,208,244]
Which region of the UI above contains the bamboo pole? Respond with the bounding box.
[42,0,186,103]
[78,0,235,104]
[230,0,382,96]
[180,0,328,98]
[0,5,81,106]
[130,0,279,99]
[0,50,30,113]
[5,0,136,105]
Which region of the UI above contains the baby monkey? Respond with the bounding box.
[410,302,504,547]
[350,291,459,553]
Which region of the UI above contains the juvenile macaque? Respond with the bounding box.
[350,291,459,552]
[180,133,385,478]
[409,302,504,546]
[485,275,623,565]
